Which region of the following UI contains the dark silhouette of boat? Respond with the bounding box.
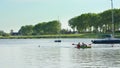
[92,34,120,44]
[91,39,120,44]
[54,40,61,42]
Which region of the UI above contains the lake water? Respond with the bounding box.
[0,38,120,68]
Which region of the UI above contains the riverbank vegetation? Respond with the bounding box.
[0,33,101,39]
[1,33,120,39]
[69,9,120,33]
[1,8,120,39]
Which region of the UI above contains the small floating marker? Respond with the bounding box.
[38,45,40,47]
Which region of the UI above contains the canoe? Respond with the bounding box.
[75,45,91,49]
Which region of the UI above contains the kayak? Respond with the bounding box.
[72,43,92,49]
[75,45,91,49]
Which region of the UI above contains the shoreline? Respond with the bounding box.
[0,33,96,39]
[0,33,120,39]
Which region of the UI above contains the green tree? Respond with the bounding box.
[0,31,4,36]
[69,13,100,33]
[33,22,46,35]
[19,25,33,35]
[33,20,61,35]
[99,9,120,33]
[68,17,78,31]
[68,8,120,33]
[45,20,61,34]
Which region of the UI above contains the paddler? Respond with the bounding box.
[81,42,87,47]
[76,42,81,48]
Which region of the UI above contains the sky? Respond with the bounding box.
[0,0,120,33]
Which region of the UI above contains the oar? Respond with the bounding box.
[72,43,92,46]
[72,43,77,45]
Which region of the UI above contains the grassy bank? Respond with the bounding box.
[0,33,98,39]
[0,33,120,39]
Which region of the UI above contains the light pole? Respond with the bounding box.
[111,0,114,38]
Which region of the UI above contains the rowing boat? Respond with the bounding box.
[75,45,91,49]
[72,43,91,49]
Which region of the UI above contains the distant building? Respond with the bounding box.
[10,30,19,36]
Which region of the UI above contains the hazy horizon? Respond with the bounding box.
[0,0,120,33]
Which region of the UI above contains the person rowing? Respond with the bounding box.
[72,42,91,48]
[81,42,87,47]
[76,42,81,48]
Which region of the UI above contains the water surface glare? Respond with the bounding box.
[0,39,120,68]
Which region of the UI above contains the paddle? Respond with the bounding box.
[72,43,92,46]
[72,43,77,45]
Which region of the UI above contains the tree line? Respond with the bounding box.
[1,8,120,36]
[18,20,62,35]
[69,8,120,33]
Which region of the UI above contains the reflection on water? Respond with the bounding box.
[0,39,120,68]
[22,47,60,68]
[60,48,120,68]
